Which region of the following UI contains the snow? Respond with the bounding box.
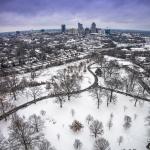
[131,47,147,51]
[1,91,149,150]
[136,56,146,62]
[145,44,150,49]
[122,48,129,51]
[0,59,150,150]
[105,55,145,72]
[5,59,93,106]
[116,43,130,47]
[66,39,76,43]
[17,59,88,83]
[81,69,94,89]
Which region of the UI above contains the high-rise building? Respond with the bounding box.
[85,28,90,35]
[61,24,66,33]
[91,22,97,33]
[78,23,84,34]
[105,29,111,35]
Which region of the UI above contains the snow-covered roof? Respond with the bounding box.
[131,47,147,51]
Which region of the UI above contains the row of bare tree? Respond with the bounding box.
[0,113,55,150]
[91,53,149,107]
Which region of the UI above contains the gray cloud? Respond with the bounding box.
[0,0,150,32]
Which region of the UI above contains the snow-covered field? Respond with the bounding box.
[1,91,149,150]
[0,58,150,150]
[17,59,88,83]
[6,59,93,106]
[105,55,145,72]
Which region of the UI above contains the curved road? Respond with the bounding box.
[0,63,150,121]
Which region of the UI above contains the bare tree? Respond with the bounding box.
[37,139,56,150]
[0,79,8,96]
[55,95,66,108]
[92,53,106,69]
[105,76,123,106]
[123,115,132,129]
[107,119,113,130]
[97,55,106,68]
[50,67,82,102]
[134,114,137,120]
[30,69,37,81]
[40,110,46,116]
[8,114,44,150]
[71,109,75,117]
[118,136,123,146]
[110,113,114,119]
[86,114,94,125]
[28,86,42,102]
[0,96,14,121]
[132,85,147,107]
[46,82,51,90]
[57,134,60,140]
[127,71,137,92]
[100,64,109,81]
[104,90,117,107]
[73,139,82,150]
[59,68,81,101]
[107,113,113,130]
[19,77,28,93]
[50,76,65,108]
[122,77,130,94]
[90,86,103,109]
[29,114,44,132]
[145,111,150,126]
[123,69,139,94]
[94,138,110,150]
[5,74,19,101]
[146,116,150,126]
[0,132,8,150]
[105,60,120,78]
[90,120,104,138]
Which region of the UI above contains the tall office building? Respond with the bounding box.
[78,23,84,34]
[105,29,111,35]
[61,24,66,33]
[85,28,90,35]
[91,22,97,33]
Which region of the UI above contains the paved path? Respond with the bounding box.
[0,62,150,121]
[0,63,97,121]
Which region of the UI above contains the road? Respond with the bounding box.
[0,62,150,121]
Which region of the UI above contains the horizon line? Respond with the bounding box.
[1,27,150,34]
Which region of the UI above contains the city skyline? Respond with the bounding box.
[0,0,150,32]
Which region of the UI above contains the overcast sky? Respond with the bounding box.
[0,0,150,32]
